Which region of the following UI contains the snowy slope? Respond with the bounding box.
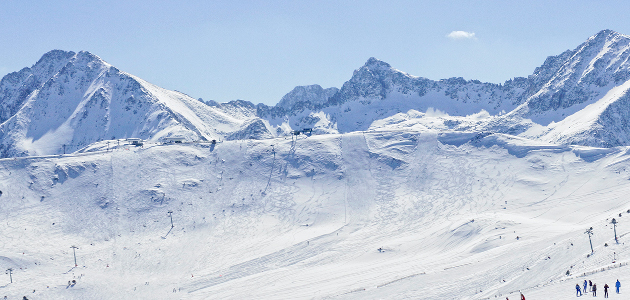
[0,131,629,299]
[534,78,630,147]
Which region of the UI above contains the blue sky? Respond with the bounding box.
[2,0,630,105]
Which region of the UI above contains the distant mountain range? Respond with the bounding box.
[2,29,630,157]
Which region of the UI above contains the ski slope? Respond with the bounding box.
[0,130,629,299]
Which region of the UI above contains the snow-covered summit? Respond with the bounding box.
[0,50,247,157]
[494,29,630,147]
[517,29,630,124]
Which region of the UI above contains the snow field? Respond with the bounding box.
[0,131,629,299]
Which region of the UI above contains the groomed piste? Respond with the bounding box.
[0,130,629,299]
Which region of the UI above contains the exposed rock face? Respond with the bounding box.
[277,84,338,111]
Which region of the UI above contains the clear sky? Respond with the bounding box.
[2,0,630,105]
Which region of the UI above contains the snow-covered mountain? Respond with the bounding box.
[255,58,532,134]
[518,30,630,122]
[4,29,630,158]
[0,51,248,157]
[516,30,630,147]
[250,29,630,148]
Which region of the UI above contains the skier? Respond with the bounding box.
[593,283,597,296]
[590,280,593,291]
[520,292,525,300]
[604,283,609,298]
[616,279,621,293]
[584,280,588,293]
[576,283,582,296]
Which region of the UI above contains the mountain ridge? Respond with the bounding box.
[2,29,630,157]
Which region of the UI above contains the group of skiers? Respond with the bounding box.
[66,279,76,288]
[576,279,621,297]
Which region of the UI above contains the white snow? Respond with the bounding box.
[0,130,629,299]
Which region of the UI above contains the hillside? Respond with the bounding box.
[0,131,628,299]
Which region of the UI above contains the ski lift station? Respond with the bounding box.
[125,138,143,146]
[163,136,185,144]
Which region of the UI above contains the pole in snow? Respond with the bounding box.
[162,211,175,239]
[611,218,619,244]
[70,245,79,267]
[585,227,594,254]
[6,268,12,283]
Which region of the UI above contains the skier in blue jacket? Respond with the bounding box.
[584,280,588,293]
[616,279,621,293]
[576,283,582,296]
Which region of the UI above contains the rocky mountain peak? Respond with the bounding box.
[351,57,398,79]
[72,51,107,66]
[277,84,338,111]
[363,57,392,70]
[592,29,624,41]
[519,29,630,124]
[35,50,76,68]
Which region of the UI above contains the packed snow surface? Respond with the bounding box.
[0,131,629,299]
